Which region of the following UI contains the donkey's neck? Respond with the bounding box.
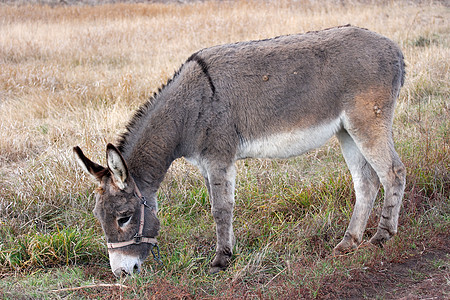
[118,93,183,195]
[117,59,212,197]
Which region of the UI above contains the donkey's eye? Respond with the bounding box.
[117,216,131,227]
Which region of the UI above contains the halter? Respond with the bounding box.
[106,185,158,250]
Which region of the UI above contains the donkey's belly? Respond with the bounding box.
[236,117,342,160]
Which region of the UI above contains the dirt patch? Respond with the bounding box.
[317,236,449,299]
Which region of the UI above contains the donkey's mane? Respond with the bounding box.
[117,62,188,153]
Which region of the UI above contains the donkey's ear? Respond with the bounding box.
[106,143,129,190]
[73,146,107,182]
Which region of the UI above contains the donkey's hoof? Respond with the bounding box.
[369,232,390,247]
[370,226,396,247]
[332,247,345,257]
[333,238,358,256]
[369,236,386,248]
[332,245,355,256]
[209,265,226,275]
[209,251,231,274]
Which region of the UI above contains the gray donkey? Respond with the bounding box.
[74,25,406,276]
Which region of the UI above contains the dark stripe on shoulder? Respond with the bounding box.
[187,53,216,95]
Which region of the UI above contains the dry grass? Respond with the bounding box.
[0,0,449,298]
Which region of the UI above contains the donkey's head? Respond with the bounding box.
[73,144,160,277]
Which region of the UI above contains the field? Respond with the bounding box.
[0,0,449,298]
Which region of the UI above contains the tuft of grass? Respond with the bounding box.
[0,227,106,271]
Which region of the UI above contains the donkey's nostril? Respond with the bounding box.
[113,267,130,277]
[133,264,140,273]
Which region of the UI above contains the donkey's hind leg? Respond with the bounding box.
[344,126,406,249]
[333,130,381,255]
[368,142,406,246]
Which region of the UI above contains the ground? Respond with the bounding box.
[317,234,449,300]
[27,233,447,299]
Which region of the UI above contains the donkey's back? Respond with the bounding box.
[184,25,405,161]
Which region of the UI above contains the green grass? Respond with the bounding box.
[0,227,106,271]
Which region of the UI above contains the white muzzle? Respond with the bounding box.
[108,250,143,277]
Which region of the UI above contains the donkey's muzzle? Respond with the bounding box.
[109,251,143,277]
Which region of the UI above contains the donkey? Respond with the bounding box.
[74,25,406,276]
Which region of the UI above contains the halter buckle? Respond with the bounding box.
[141,198,150,208]
[134,233,142,244]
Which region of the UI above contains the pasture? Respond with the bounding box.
[0,0,449,298]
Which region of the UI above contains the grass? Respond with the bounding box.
[0,0,449,298]
[0,227,105,270]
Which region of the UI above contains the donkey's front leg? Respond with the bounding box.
[207,164,236,274]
